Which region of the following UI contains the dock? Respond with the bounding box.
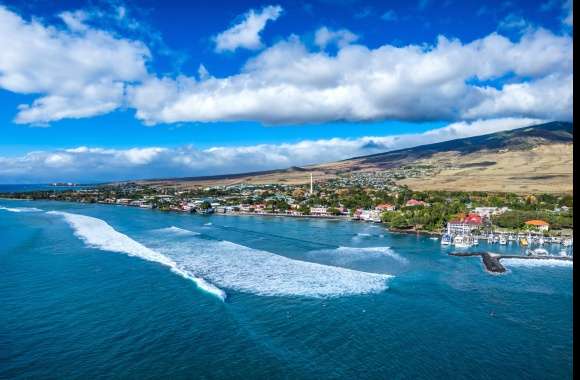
[449,251,573,274]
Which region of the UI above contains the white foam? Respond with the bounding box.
[151,239,392,298]
[154,226,200,236]
[47,211,225,301]
[0,206,43,213]
[311,246,408,264]
[502,258,573,268]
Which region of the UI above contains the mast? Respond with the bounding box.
[310,173,313,194]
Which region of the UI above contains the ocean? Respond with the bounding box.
[0,199,573,379]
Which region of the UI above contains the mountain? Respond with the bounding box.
[139,121,573,194]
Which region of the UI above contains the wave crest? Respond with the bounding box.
[0,206,43,213]
[47,211,226,301]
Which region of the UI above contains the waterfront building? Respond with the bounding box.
[446,213,482,235]
[525,219,550,231]
[375,203,396,212]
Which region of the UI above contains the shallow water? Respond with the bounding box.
[0,199,573,379]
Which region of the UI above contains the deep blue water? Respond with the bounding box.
[0,184,93,193]
[0,199,573,379]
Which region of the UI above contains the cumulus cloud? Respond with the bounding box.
[129,28,572,125]
[0,118,543,183]
[0,6,150,124]
[0,5,573,126]
[214,5,283,52]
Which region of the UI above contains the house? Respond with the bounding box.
[525,220,550,231]
[406,199,429,207]
[375,203,395,212]
[310,206,328,216]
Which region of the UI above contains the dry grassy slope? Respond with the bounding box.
[137,122,573,193]
[398,143,573,193]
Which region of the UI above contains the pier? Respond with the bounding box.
[450,252,573,274]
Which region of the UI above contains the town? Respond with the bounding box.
[2,171,573,249]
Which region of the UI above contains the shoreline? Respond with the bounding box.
[1,196,446,236]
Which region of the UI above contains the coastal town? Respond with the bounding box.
[2,172,573,250]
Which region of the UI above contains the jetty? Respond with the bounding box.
[449,252,573,274]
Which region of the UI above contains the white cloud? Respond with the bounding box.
[314,27,359,49]
[0,6,150,124]
[214,5,283,52]
[129,28,572,125]
[0,6,573,126]
[0,118,544,183]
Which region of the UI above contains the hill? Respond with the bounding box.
[139,121,573,194]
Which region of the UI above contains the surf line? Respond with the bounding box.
[47,211,226,301]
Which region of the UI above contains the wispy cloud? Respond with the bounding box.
[381,10,397,21]
[314,27,359,49]
[214,5,283,52]
[0,118,544,183]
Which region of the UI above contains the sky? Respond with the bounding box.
[0,0,573,183]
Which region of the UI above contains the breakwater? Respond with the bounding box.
[450,252,573,273]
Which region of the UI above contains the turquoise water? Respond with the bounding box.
[0,199,573,379]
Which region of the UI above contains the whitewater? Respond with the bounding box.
[48,211,391,299]
[47,211,227,301]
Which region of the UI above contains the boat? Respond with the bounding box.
[551,236,561,244]
[499,235,507,245]
[472,238,479,246]
[508,234,516,242]
[538,237,545,245]
[519,238,528,246]
[441,234,452,245]
[487,234,494,244]
[562,238,573,247]
[527,248,549,256]
[453,235,473,248]
[493,235,499,244]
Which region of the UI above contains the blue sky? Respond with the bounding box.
[0,0,573,182]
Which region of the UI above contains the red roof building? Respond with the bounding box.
[406,199,429,207]
[375,203,395,211]
[463,213,483,225]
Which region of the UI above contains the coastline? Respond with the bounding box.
[1,196,447,236]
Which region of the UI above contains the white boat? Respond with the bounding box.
[441,234,452,245]
[508,234,516,241]
[527,248,550,256]
[493,235,499,244]
[499,235,507,245]
[453,235,473,248]
[562,238,573,247]
[538,237,545,245]
[487,234,494,243]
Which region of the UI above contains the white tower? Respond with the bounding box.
[310,173,313,194]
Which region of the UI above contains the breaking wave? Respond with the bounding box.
[307,246,408,265]
[154,226,200,236]
[149,238,392,298]
[47,211,226,301]
[502,258,573,268]
[0,206,43,213]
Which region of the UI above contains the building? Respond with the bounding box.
[375,203,396,212]
[525,220,550,231]
[310,206,328,216]
[473,206,510,218]
[406,199,429,207]
[446,213,483,235]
